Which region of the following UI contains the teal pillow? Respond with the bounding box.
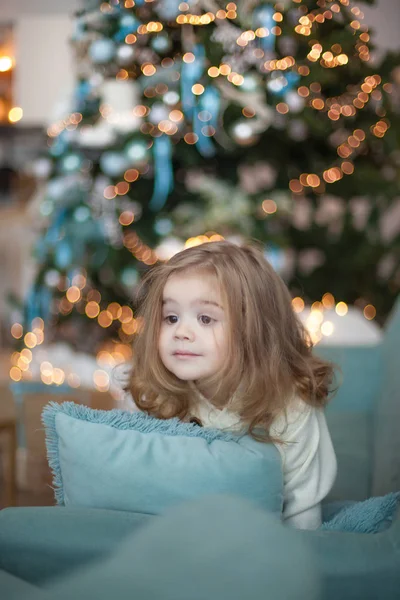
[42,402,283,516]
[321,493,400,533]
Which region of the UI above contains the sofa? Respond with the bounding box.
[0,299,399,599]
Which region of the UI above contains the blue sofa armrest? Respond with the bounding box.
[0,506,152,586]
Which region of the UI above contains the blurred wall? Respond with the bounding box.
[14,16,75,126]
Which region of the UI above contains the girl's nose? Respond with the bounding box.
[174,321,194,341]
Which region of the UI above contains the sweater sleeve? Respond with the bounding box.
[271,399,337,530]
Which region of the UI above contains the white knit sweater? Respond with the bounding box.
[189,391,337,530]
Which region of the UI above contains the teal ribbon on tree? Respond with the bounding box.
[180,43,205,120]
[149,134,174,212]
[253,4,276,52]
[25,284,52,328]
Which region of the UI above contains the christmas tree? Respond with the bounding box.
[10,0,400,380]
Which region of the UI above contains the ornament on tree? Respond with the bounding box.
[238,162,277,194]
[116,44,135,66]
[89,39,116,63]
[151,34,172,54]
[100,151,129,176]
[125,139,149,165]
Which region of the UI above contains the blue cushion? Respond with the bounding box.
[42,402,283,516]
[321,492,400,533]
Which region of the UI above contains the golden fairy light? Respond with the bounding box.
[93,369,110,392]
[185,234,224,249]
[98,310,113,328]
[0,56,13,72]
[322,293,335,309]
[321,321,334,336]
[184,132,198,144]
[276,102,289,114]
[9,107,23,123]
[66,286,81,303]
[116,69,129,81]
[364,305,376,320]
[116,181,130,195]
[262,199,277,214]
[119,211,135,226]
[85,301,100,319]
[9,367,22,382]
[219,64,231,76]
[142,64,156,76]
[119,306,133,324]
[289,179,303,194]
[104,185,117,200]
[292,297,305,313]
[24,332,37,349]
[72,274,86,290]
[208,66,219,78]
[192,83,205,95]
[336,302,348,316]
[11,323,23,339]
[124,168,139,182]
[107,302,123,320]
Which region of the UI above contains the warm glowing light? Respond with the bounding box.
[208,66,219,78]
[9,107,23,123]
[292,297,305,313]
[93,370,110,391]
[192,84,205,95]
[10,367,22,382]
[107,303,123,320]
[262,199,277,214]
[11,323,23,339]
[0,56,13,72]
[85,301,100,319]
[341,161,354,175]
[289,179,303,194]
[364,304,376,320]
[142,64,156,76]
[322,293,335,309]
[336,302,348,316]
[119,211,135,226]
[169,109,183,122]
[311,301,323,312]
[24,332,37,349]
[183,52,195,63]
[116,181,130,195]
[276,102,289,114]
[184,132,198,144]
[66,286,81,303]
[119,306,134,323]
[98,310,113,328]
[53,368,65,385]
[104,186,117,200]
[124,168,139,182]
[321,321,334,336]
[219,64,231,76]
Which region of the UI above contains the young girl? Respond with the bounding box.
[128,240,337,530]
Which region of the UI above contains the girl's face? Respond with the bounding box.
[158,270,228,398]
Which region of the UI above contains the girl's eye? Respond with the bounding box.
[164,315,178,324]
[199,315,214,325]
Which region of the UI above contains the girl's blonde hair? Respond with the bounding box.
[128,240,335,441]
